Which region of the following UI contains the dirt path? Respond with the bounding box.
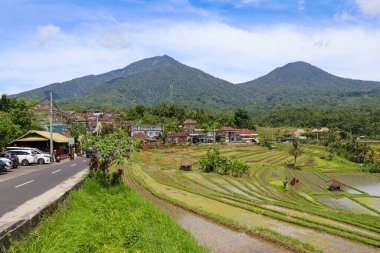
[124,173,293,253]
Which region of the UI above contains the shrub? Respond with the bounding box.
[89,154,99,171]
[199,147,249,177]
[360,162,380,173]
[199,147,226,173]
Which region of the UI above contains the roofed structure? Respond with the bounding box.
[9,130,70,155]
[327,180,342,191]
[179,161,193,171]
[320,127,330,132]
[183,119,197,125]
[236,128,257,135]
[10,130,69,144]
[167,132,189,137]
[293,129,306,137]
[167,132,188,144]
[219,126,237,132]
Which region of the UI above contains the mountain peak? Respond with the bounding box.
[120,54,180,71]
[265,61,329,80]
[277,61,322,71]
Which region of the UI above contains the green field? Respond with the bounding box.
[128,144,380,253]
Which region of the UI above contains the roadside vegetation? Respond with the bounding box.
[7,176,207,253]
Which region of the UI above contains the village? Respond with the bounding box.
[6,104,336,159]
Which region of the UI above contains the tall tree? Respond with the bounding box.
[289,140,303,167]
[70,121,86,141]
[0,112,22,150]
[0,95,33,149]
[233,108,256,130]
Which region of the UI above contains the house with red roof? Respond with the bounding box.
[167,132,189,144]
[236,129,259,143]
[218,127,237,142]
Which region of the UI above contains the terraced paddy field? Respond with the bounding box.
[126,144,380,253]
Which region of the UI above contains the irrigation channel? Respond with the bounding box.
[125,144,380,253]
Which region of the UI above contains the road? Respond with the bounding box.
[0,157,88,217]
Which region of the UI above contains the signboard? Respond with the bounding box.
[46,125,64,132]
[69,138,75,145]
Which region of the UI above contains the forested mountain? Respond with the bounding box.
[14,56,380,111]
[238,61,380,109]
[59,56,243,110]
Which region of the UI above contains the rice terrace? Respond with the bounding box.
[126,143,380,253]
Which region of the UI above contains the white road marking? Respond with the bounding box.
[15,180,34,188]
[70,164,77,167]
[82,160,87,162]
[52,169,61,174]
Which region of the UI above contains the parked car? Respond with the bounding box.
[7,147,52,164]
[85,147,95,158]
[6,150,37,166]
[0,158,12,170]
[0,160,7,172]
[0,152,19,168]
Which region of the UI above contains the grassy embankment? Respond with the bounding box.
[6,177,207,253]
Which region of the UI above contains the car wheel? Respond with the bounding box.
[22,159,29,166]
[13,165,18,169]
[38,158,45,165]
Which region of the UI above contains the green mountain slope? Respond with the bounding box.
[59,56,243,110]
[14,56,380,110]
[239,61,380,109]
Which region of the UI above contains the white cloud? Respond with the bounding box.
[37,24,60,44]
[1,20,380,95]
[355,0,380,16]
[334,11,356,21]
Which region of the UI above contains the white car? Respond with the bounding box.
[7,150,37,166]
[7,147,52,164]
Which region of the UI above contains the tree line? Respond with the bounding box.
[0,95,43,149]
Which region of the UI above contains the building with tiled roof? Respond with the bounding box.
[167,132,188,143]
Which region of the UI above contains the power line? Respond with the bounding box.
[25,97,49,108]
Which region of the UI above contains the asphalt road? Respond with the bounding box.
[0,157,88,217]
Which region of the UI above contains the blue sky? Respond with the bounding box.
[1,0,380,94]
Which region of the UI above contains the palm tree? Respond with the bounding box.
[289,140,303,168]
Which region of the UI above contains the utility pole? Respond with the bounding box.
[96,114,99,136]
[50,91,53,157]
[170,85,173,103]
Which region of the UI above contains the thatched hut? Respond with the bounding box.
[179,161,193,171]
[327,180,341,191]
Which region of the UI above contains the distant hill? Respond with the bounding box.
[14,56,380,111]
[238,61,380,109]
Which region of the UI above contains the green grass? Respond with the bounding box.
[7,178,207,253]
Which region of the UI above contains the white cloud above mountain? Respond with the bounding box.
[37,24,60,44]
[1,0,380,94]
[355,0,380,16]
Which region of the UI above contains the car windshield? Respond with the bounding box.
[33,148,46,153]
